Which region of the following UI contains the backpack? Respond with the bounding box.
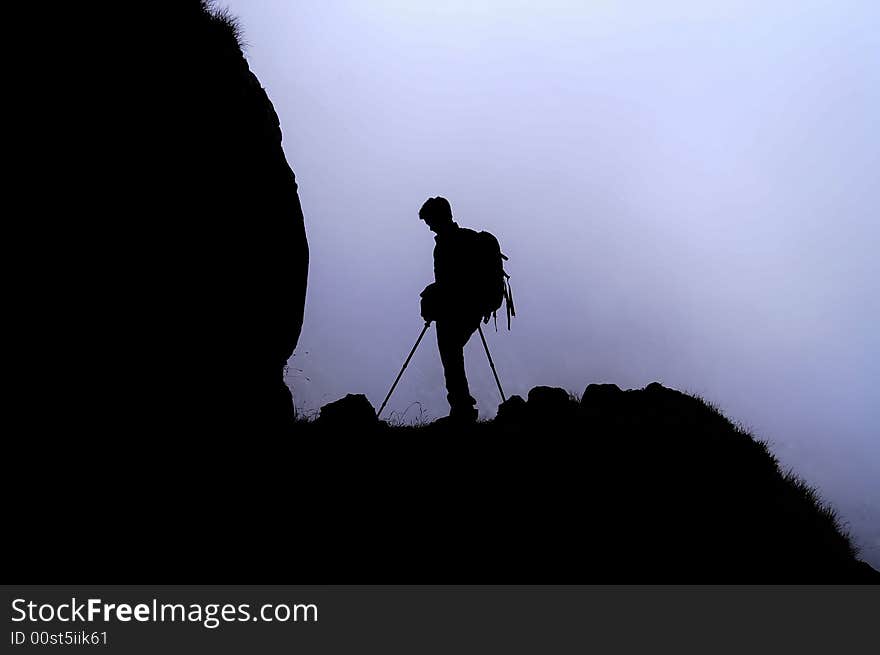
[473,231,516,330]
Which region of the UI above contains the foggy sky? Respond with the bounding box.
[220,1,878,566]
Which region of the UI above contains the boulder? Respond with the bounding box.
[317,394,378,429]
[583,382,622,397]
[496,395,527,425]
[526,386,576,417]
[74,3,310,436]
[581,383,623,408]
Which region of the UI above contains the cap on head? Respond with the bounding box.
[419,196,452,223]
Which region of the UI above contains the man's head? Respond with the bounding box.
[419,196,454,233]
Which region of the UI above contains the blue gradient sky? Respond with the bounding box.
[221,0,879,566]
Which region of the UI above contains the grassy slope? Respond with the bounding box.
[293,383,877,582]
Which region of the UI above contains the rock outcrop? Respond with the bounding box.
[318,394,379,430]
[83,2,309,435]
[11,2,311,581]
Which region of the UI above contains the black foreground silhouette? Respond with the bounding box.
[9,2,876,583]
[300,382,878,583]
[59,0,309,436]
[10,1,307,577]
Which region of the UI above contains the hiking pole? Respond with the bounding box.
[376,321,431,419]
[477,324,506,403]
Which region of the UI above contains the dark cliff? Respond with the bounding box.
[160,2,309,433]
[56,1,309,435]
[8,2,308,572]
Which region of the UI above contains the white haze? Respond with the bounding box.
[220,0,879,566]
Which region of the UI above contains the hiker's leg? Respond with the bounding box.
[457,320,480,412]
[436,319,477,415]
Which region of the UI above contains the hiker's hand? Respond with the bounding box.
[483,313,491,324]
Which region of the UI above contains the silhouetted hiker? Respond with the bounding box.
[419,196,511,422]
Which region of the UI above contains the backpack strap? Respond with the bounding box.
[502,271,515,330]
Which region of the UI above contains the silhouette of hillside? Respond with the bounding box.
[14,379,876,582]
[287,382,877,582]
